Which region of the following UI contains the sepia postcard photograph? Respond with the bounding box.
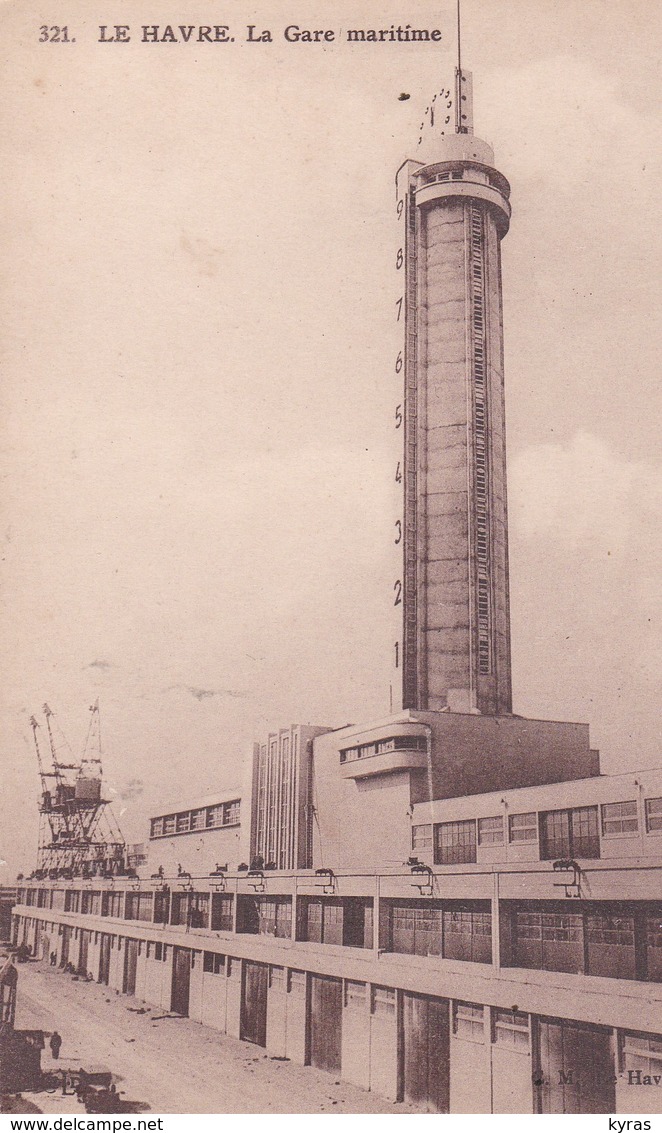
[0,0,660,1118]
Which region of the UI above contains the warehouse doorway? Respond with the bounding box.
[241,961,268,1047]
[309,974,342,1074]
[123,938,139,996]
[78,929,90,977]
[401,992,450,1112]
[171,946,191,1016]
[98,934,111,985]
[534,1018,615,1113]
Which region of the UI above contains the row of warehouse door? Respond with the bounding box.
[240,967,344,1075]
[90,937,618,1114]
[236,965,615,1113]
[238,965,449,1109]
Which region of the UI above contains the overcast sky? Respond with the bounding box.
[1,0,660,878]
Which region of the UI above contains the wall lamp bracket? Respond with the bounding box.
[314,867,336,894]
[247,870,265,892]
[409,860,434,896]
[209,867,227,893]
[552,859,581,898]
[177,865,193,892]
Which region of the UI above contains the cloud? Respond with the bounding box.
[164,685,248,702]
[509,431,662,741]
[118,778,144,802]
[84,660,113,671]
[510,432,662,561]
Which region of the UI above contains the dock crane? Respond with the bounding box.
[30,702,126,879]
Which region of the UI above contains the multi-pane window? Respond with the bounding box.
[210,894,233,932]
[508,901,661,982]
[453,1001,484,1041]
[571,806,601,857]
[190,808,206,831]
[478,816,504,844]
[170,893,188,926]
[621,1032,662,1076]
[493,1009,529,1050]
[540,808,569,858]
[412,824,432,852]
[297,897,372,949]
[540,806,600,860]
[509,813,537,843]
[434,820,477,865]
[601,801,638,835]
[153,890,170,924]
[125,893,153,922]
[151,801,240,837]
[170,892,210,927]
[340,734,426,763]
[203,951,225,974]
[645,798,662,833]
[322,901,343,945]
[188,893,209,929]
[81,891,101,916]
[443,906,492,964]
[239,896,292,939]
[587,913,635,947]
[303,899,323,943]
[511,907,584,974]
[64,890,81,913]
[389,902,443,957]
[206,806,223,828]
[224,800,240,826]
[586,911,636,980]
[102,892,123,918]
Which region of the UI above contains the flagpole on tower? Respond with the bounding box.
[455,0,463,133]
[454,0,473,134]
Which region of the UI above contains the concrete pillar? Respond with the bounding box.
[225,956,242,1038]
[285,968,307,1064]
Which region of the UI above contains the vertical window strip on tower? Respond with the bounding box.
[469,204,492,675]
[402,187,419,707]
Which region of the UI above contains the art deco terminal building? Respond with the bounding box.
[11,71,662,1114]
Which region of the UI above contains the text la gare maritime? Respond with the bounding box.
[97,24,444,44]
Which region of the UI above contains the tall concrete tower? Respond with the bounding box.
[390,71,513,716]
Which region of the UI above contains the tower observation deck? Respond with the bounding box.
[392,71,513,715]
